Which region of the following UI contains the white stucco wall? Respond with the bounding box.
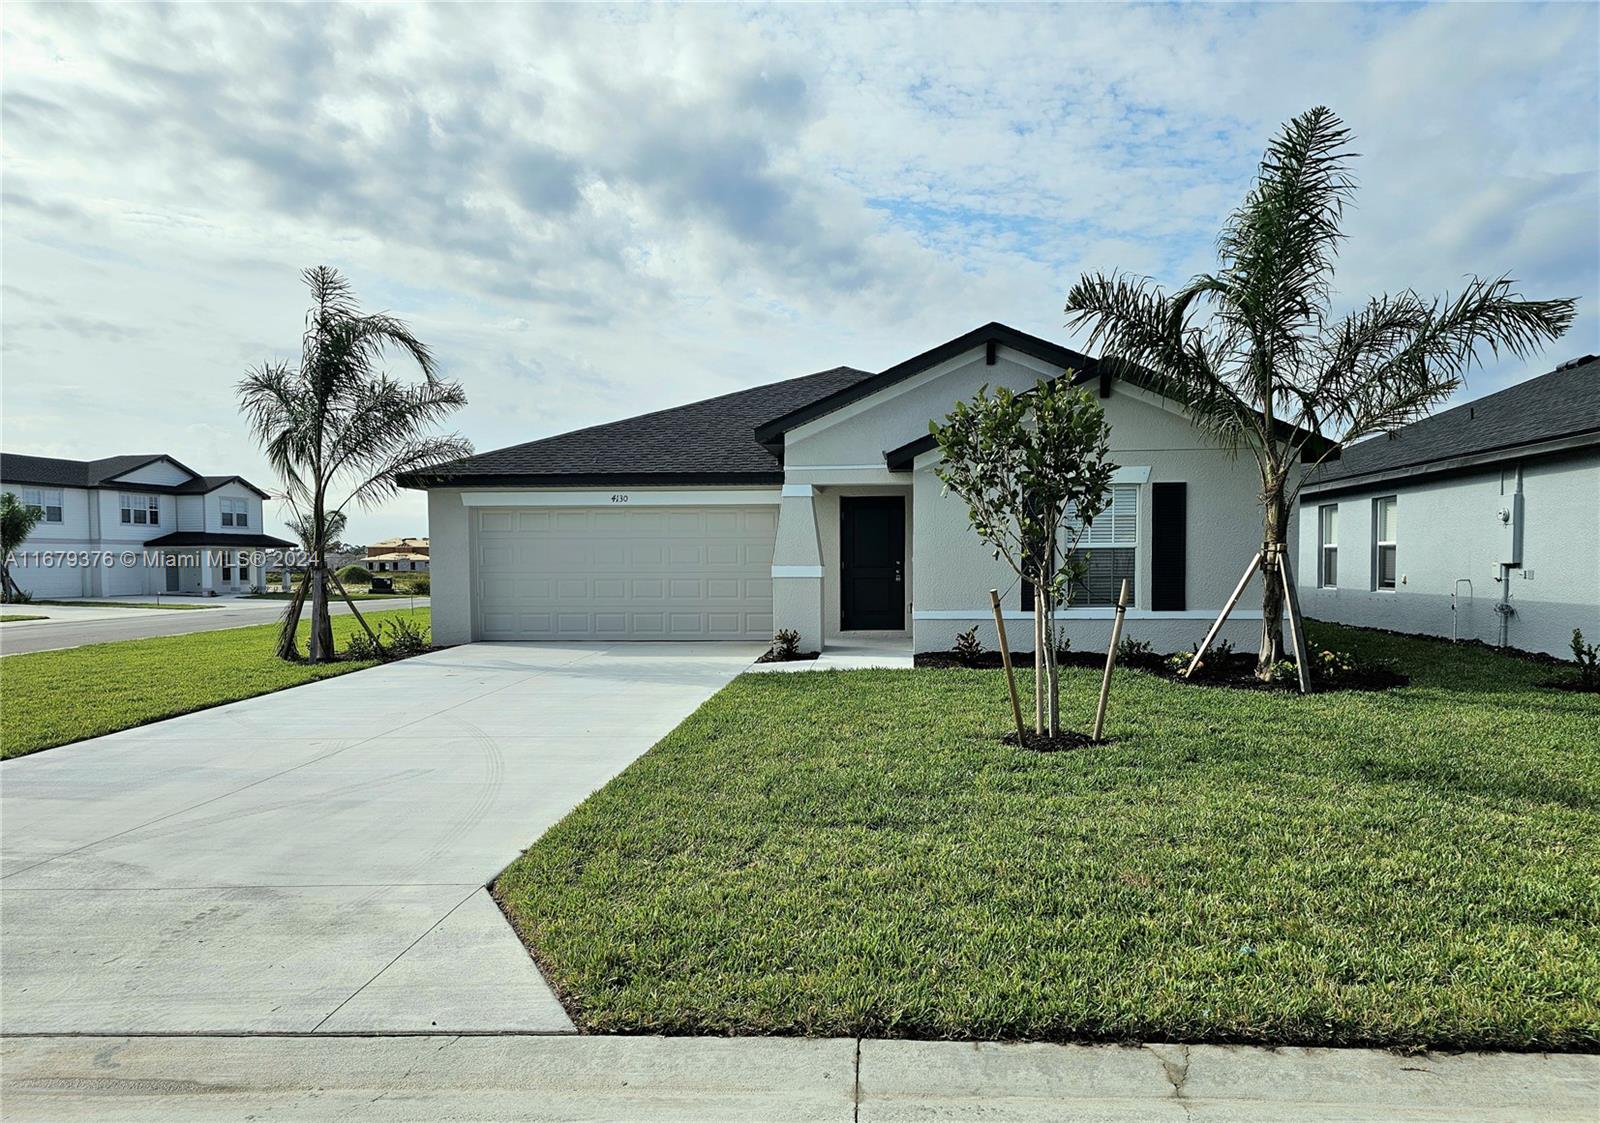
[426,487,475,646]
[1297,449,1600,657]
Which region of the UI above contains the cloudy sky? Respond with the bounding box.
[4,2,1596,543]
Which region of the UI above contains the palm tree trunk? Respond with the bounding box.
[1257,490,1289,678]
[308,566,334,662]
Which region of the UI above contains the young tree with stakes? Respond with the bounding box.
[932,378,1116,738]
[0,492,46,603]
[239,267,472,663]
[1064,106,1575,682]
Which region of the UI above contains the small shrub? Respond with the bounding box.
[953,627,985,667]
[343,616,432,662]
[771,629,802,661]
[1271,642,1390,688]
[1165,650,1195,675]
[383,615,431,658]
[1116,637,1160,670]
[6,588,35,605]
[337,564,372,585]
[399,572,431,595]
[344,630,381,661]
[1571,628,1600,690]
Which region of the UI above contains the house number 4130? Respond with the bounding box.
[610,494,630,503]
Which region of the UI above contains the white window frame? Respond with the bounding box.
[220,497,250,528]
[1373,496,1397,590]
[120,493,159,526]
[1317,504,1338,588]
[21,487,63,523]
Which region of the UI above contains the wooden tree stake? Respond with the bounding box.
[1277,545,1313,694]
[330,567,383,651]
[990,589,1027,745]
[1092,578,1132,741]
[1184,550,1263,679]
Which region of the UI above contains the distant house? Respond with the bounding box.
[1297,356,1600,657]
[0,453,294,598]
[366,536,429,573]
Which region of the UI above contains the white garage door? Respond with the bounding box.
[475,506,776,641]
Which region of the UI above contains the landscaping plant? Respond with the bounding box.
[1064,106,1575,680]
[770,628,802,661]
[336,563,373,585]
[932,379,1115,737]
[239,266,471,663]
[1571,628,1600,691]
[952,626,985,668]
[0,491,45,603]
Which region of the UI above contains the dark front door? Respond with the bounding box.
[840,496,905,630]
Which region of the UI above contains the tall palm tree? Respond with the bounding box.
[239,266,472,662]
[1064,106,1575,678]
[0,491,45,603]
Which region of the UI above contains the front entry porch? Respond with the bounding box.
[747,630,914,672]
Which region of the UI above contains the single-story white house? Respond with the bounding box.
[0,453,294,598]
[401,323,1332,654]
[1296,354,1599,658]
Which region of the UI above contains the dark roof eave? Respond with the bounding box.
[144,532,297,549]
[397,471,786,490]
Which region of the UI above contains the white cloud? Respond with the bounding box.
[2,1,1595,542]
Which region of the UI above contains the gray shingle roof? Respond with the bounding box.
[0,453,268,497]
[1307,355,1600,489]
[400,365,875,488]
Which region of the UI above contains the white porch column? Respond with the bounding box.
[772,483,825,651]
[199,548,214,595]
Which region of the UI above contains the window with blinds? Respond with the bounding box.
[1023,484,1140,609]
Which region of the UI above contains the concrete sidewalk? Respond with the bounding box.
[1,1034,1594,1121]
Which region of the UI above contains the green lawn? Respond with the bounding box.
[247,590,413,601]
[0,614,48,622]
[32,599,217,610]
[498,622,1600,1050]
[0,607,430,760]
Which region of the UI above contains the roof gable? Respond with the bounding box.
[754,323,1100,445]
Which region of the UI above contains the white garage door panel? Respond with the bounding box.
[475,506,776,641]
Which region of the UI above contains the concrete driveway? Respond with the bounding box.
[0,642,760,1034]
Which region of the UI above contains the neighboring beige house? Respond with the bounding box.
[0,453,294,598]
[366,537,430,573]
[401,323,1334,654]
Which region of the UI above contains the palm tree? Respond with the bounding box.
[1,492,45,603]
[239,266,472,662]
[1064,106,1575,679]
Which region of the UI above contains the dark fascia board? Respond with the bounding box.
[4,476,273,500]
[1300,428,1600,499]
[397,470,784,490]
[144,531,297,549]
[753,323,1101,446]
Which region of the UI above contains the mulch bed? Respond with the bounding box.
[1001,728,1097,752]
[755,649,821,664]
[917,649,1408,693]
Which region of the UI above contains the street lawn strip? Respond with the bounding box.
[29,599,218,610]
[0,615,49,622]
[498,621,1600,1050]
[0,608,431,760]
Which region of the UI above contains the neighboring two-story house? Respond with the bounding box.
[0,453,295,599]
